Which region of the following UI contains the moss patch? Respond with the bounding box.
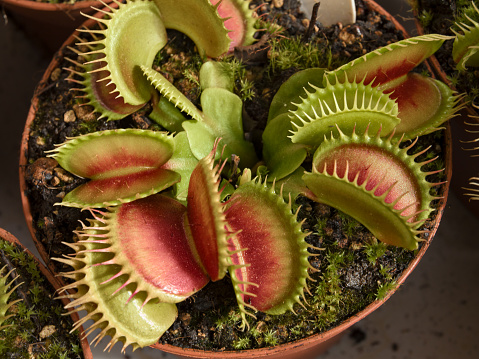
[0,238,83,358]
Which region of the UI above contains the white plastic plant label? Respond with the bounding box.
[300,0,356,27]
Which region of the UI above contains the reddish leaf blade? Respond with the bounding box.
[315,143,421,217]
[304,129,437,250]
[111,194,209,302]
[186,144,229,281]
[326,34,452,87]
[381,73,460,139]
[211,0,256,50]
[225,181,310,315]
[62,168,180,208]
[51,129,174,180]
[85,56,145,120]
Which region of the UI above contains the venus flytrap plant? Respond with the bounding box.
[69,0,256,122]
[56,231,180,351]
[452,1,479,71]
[0,266,22,331]
[225,175,318,327]
[264,34,460,144]
[462,104,479,201]
[288,75,400,148]
[0,235,84,357]
[260,36,462,248]
[66,0,167,121]
[262,34,462,182]
[49,59,259,208]
[41,0,458,354]
[56,143,315,350]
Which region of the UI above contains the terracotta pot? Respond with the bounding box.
[413,13,479,218]
[0,0,112,54]
[18,0,452,358]
[0,227,93,359]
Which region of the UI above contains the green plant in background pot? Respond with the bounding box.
[412,0,479,207]
[451,1,479,200]
[20,0,461,356]
[0,228,89,358]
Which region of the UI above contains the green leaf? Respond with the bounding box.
[59,238,178,352]
[142,66,205,122]
[268,68,326,122]
[163,132,199,201]
[81,0,168,106]
[200,61,234,91]
[152,0,231,58]
[452,2,479,70]
[262,113,309,181]
[381,73,463,139]
[289,77,399,148]
[0,266,22,331]
[149,95,188,133]
[184,88,258,168]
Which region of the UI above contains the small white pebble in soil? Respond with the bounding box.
[39,325,57,339]
[272,0,284,8]
[50,68,61,82]
[36,137,45,146]
[63,110,76,123]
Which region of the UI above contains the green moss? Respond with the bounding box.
[364,241,388,264]
[454,1,479,31]
[268,36,334,73]
[76,119,103,135]
[418,9,434,28]
[218,57,257,101]
[233,336,251,349]
[263,330,279,346]
[315,217,329,237]
[376,280,398,300]
[0,238,82,358]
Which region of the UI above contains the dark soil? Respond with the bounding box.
[0,237,83,358]
[21,0,449,352]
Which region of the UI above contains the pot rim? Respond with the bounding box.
[0,0,107,11]
[17,0,452,357]
[0,227,93,359]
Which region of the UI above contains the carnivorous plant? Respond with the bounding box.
[0,266,21,331]
[45,0,461,352]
